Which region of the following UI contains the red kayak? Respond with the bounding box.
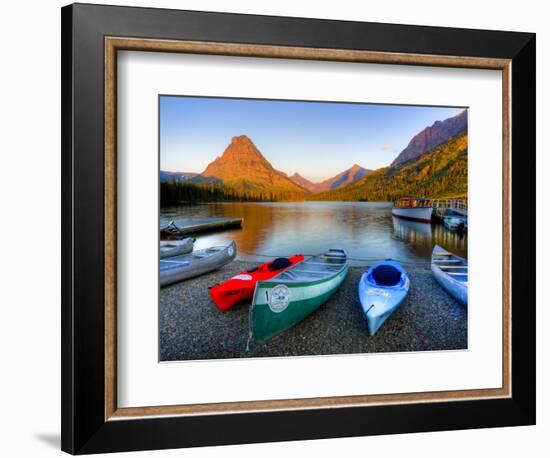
[210,255,304,311]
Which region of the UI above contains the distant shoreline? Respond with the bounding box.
[160,198,467,208]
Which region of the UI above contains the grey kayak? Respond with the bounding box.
[431,244,468,306]
[160,240,237,287]
[160,238,194,258]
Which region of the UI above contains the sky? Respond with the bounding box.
[160,96,464,182]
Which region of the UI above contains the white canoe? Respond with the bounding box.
[431,245,468,306]
[160,238,194,258]
[160,241,237,287]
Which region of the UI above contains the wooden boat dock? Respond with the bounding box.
[432,199,468,221]
[163,217,243,235]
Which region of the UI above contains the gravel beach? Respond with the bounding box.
[160,260,467,361]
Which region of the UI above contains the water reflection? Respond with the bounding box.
[392,217,467,260]
[161,202,467,266]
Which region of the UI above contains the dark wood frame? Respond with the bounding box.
[62,3,536,454]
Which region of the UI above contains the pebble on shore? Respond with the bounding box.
[160,261,467,361]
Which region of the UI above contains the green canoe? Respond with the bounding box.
[250,248,349,343]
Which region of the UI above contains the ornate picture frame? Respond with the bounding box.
[61,3,535,454]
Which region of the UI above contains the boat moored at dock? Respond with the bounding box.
[443,215,467,232]
[392,197,433,223]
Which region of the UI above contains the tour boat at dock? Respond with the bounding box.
[391,197,433,223]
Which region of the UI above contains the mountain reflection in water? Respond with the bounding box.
[160,202,467,266]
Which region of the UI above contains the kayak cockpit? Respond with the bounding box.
[370,264,403,287]
[366,262,407,289]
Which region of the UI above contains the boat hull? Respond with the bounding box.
[209,255,305,311]
[432,264,467,306]
[391,206,433,223]
[160,241,236,287]
[358,261,409,335]
[159,238,194,258]
[251,264,348,343]
[431,245,468,306]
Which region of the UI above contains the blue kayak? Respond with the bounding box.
[358,260,410,335]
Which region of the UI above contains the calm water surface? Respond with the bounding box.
[160,202,467,267]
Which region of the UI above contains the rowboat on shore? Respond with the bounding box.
[209,255,305,311]
[431,245,468,306]
[358,260,410,335]
[160,241,237,287]
[160,238,195,258]
[250,248,348,343]
[391,197,433,223]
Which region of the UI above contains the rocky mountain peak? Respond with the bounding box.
[201,136,305,193]
[391,110,467,166]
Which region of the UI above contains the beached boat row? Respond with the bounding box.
[159,221,237,286]
[159,219,468,343]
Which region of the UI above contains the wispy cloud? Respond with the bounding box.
[382,143,397,153]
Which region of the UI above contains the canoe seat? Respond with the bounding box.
[372,265,402,287]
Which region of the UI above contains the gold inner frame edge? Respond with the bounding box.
[104,37,512,421]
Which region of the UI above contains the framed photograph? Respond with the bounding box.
[61,3,536,454]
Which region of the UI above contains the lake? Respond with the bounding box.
[160,202,467,267]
